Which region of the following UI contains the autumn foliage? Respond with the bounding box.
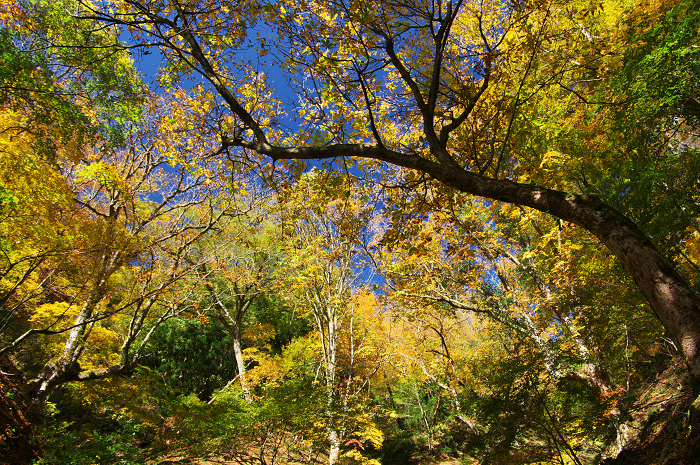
[1,0,700,464]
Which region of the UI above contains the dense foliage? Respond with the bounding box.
[1,0,699,463]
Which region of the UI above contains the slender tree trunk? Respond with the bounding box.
[413,383,433,450]
[324,310,340,465]
[327,413,341,465]
[384,377,406,429]
[328,428,340,465]
[560,313,615,393]
[207,280,255,404]
[230,323,253,404]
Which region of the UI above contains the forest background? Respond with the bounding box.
[1,0,700,463]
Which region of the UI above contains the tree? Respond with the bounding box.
[191,196,281,404]
[0,0,143,150]
[0,0,144,339]
[0,94,237,402]
[78,0,700,380]
[276,171,384,464]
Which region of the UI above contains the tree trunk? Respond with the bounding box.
[231,323,253,404]
[413,384,433,450]
[206,280,255,404]
[32,281,108,403]
[324,311,340,465]
[384,377,406,429]
[328,428,341,465]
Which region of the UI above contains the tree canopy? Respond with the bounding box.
[1,0,700,463]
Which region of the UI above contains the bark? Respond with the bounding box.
[30,297,154,404]
[321,308,340,465]
[302,256,352,465]
[328,429,341,465]
[230,321,253,404]
[31,359,135,405]
[32,256,113,403]
[424,174,700,381]
[29,259,175,403]
[204,278,256,404]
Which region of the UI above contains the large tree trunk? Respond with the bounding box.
[285,144,700,380]
[222,134,700,383]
